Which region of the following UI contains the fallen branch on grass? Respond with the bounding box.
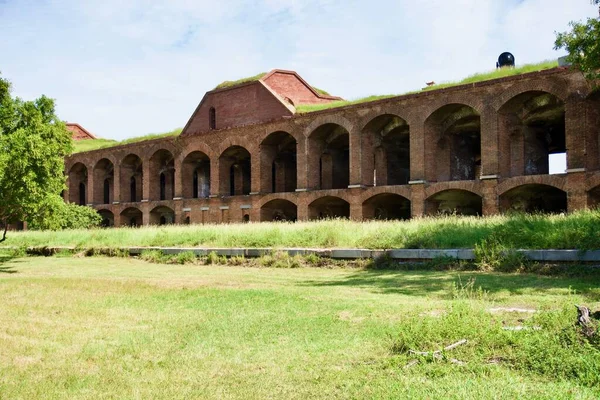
[405,339,467,368]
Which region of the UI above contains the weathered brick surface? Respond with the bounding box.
[66,123,96,140]
[65,67,600,226]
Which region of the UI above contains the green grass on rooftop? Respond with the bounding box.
[296,60,560,113]
[312,86,331,96]
[214,72,267,90]
[72,128,182,154]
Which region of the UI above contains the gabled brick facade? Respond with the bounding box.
[64,67,600,227]
[66,123,96,140]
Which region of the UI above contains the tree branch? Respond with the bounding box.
[0,219,8,243]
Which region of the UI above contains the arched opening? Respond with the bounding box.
[308,196,350,220]
[589,185,600,209]
[150,206,175,225]
[68,163,87,205]
[120,207,143,227]
[260,131,297,193]
[78,183,86,205]
[209,107,216,130]
[500,184,567,213]
[260,199,298,222]
[362,193,411,220]
[308,123,350,190]
[120,154,143,203]
[242,214,250,223]
[103,179,110,204]
[499,91,565,177]
[149,149,175,201]
[98,210,114,227]
[362,115,410,186]
[424,104,481,182]
[93,158,114,205]
[182,151,210,199]
[219,146,251,196]
[130,177,137,202]
[425,190,482,216]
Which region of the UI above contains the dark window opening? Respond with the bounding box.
[160,173,166,200]
[209,107,216,130]
[243,214,250,223]
[79,182,86,206]
[319,158,323,189]
[159,216,167,225]
[130,217,137,227]
[185,216,191,225]
[193,170,199,199]
[229,165,235,196]
[103,179,110,204]
[130,177,136,202]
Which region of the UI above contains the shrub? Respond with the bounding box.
[28,196,101,230]
[175,251,196,265]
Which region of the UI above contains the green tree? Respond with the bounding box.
[0,73,74,242]
[554,1,600,79]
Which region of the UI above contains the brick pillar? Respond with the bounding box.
[296,136,308,190]
[584,96,600,172]
[86,165,94,205]
[113,207,121,228]
[141,202,150,226]
[210,158,220,196]
[565,98,587,171]
[410,183,426,217]
[349,199,362,221]
[173,199,183,224]
[361,131,375,187]
[410,124,425,181]
[251,151,260,194]
[567,171,587,212]
[64,176,70,202]
[113,164,121,203]
[142,161,150,201]
[297,195,309,221]
[479,108,498,177]
[173,164,182,199]
[349,128,362,186]
[481,178,499,215]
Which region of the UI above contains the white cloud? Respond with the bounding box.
[0,0,596,140]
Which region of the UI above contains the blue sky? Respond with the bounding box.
[0,0,596,142]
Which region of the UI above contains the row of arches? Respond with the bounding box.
[69,90,577,206]
[96,183,588,228]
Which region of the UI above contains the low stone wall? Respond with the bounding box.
[16,246,600,263]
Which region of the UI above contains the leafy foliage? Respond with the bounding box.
[27,195,101,230]
[554,4,600,80]
[0,72,73,241]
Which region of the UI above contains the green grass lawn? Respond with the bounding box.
[1,255,599,399]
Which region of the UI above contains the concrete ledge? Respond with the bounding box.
[480,175,499,180]
[9,246,600,263]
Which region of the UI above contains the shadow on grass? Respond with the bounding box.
[0,253,18,273]
[300,269,600,301]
